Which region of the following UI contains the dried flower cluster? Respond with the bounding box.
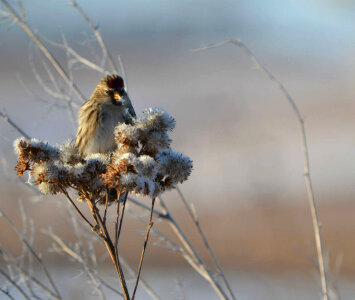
[14,108,192,201]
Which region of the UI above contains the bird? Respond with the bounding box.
[75,74,136,156]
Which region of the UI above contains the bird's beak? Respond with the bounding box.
[113,91,121,101]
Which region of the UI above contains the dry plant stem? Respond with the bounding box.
[0,112,30,139]
[70,0,118,74]
[176,186,236,300]
[44,228,122,297]
[89,199,130,300]
[102,230,130,300]
[103,188,109,224]
[0,269,30,300]
[43,228,122,299]
[39,33,106,73]
[59,186,94,229]
[157,197,229,300]
[60,188,130,298]
[114,192,122,265]
[117,55,128,90]
[193,39,329,300]
[0,0,85,105]
[0,208,61,299]
[116,192,129,246]
[0,288,16,300]
[120,257,161,300]
[1,250,60,300]
[128,196,168,219]
[131,197,156,300]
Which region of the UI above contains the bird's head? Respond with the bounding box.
[93,74,127,106]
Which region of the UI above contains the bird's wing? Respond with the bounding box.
[75,100,99,155]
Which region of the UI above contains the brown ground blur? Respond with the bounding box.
[1,185,354,277]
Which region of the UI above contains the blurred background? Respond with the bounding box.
[0,0,355,299]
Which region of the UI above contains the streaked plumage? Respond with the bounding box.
[76,75,136,156]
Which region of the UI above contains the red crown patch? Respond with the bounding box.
[106,75,124,89]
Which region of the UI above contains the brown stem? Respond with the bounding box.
[102,238,130,300]
[114,191,121,266]
[103,188,109,224]
[131,197,156,300]
[117,191,128,243]
[85,195,130,300]
[60,186,94,230]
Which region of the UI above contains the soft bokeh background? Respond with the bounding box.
[1,0,355,299]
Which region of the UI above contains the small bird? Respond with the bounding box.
[76,74,136,156]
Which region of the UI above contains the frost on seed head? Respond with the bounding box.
[14,107,192,202]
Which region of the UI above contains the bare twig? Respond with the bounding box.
[117,55,128,91]
[0,269,31,300]
[70,0,118,74]
[0,0,85,105]
[60,186,94,230]
[85,197,130,300]
[127,194,229,299]
[117,192,128,244]
[0,111,30,139]
[176,186,235,299]
[120,257,161,300]
[1,248,60,299]
[128,196,168,219]
[42,228,122,299]
[0,288,16,300]
[193,38,329,300]
[131,197,156,300]
[38,32,106,74]
[114,192,121,265]
[157,196,229,300]
[0,208,61,299]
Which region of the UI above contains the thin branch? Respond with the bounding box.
[127,194,229,299]
[0,0,85,104]
[157,197,229,300]
[114,192,121,265]
[0,288,16,300]
[1,249,60,299]
[0,208,61,299]
[193,38,329,300]
[120,257,161,300]
[128,196,168,219]
[0,269,31,300]
[103,188,109,224]
[85,197,130,300]
[131,197,156,300]
[58,30,77,130]
[70,0,118,74]
[117,55,128,91]
[0,111,30,139]
[60,186,94,229]
[42,228,122,299]
[38,32,106,73]
[117,192,128,243]
[176,186,235,300]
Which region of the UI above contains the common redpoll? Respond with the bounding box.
[76,74,136,156]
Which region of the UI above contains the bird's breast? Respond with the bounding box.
[85,107,125,154]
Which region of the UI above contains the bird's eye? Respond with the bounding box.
[105,90,109,94]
